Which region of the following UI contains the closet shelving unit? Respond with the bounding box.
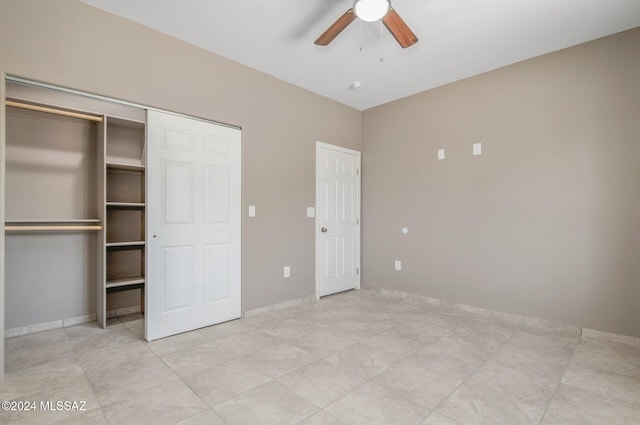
[3,100,104,234]
[103,116,147,320]
[4,97,106,333]
[4,219,102,232]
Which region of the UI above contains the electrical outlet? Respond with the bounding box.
[473,142,482,156]
[306,207,315,218]
[438,149,445,160]
[394,260,402,271]
[284,266,291,278]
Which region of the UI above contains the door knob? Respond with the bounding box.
[321,227,328,233]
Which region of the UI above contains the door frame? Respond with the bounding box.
[1,70,7,379]
[315,141,361,299]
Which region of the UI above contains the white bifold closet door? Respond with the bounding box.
[146,110,241,341]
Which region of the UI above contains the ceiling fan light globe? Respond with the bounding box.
[354,0,390,22]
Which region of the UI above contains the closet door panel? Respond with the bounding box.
[147,110,241,341]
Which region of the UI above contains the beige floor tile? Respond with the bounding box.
[298,410,347,425]
[5,329,75,373]
[78,340,155,372]
[327,320,388,341]
[356,312,420,329]
[360,331,425,359]
[215,329,282,356]
[89,359,179,407]
[101,380,208,425]
[0,359,87,401]
[507,330,577,361]
[540,383,640,425]
[123,320,145,339]
[50,408,109,425]
[243,342,317,378]
[174,409,227,425]
[289,308,363,325]
[277,360,365,408]
[117,313,145,324]
[260,319,326,341]
[389,322,454,344]
[325,381,427,425]
[561,362,640,407]
[436,383,546,425]
[408,340,486,381]
[241,310,291,329]
[467,356,560,405]
[570,337,640,377]
[2,292,638,425]
[442,323,512,356]
[492,343,570,377]
[215,381,318,425]
[373,357,463,409]
[324,342,397,379]
[65,322,140,356]
[290,329,359,358]
[160,340,236,377]
[146,330,209,356]
[79,341,179,406]
[420,413,464,425]
[197,318,254,340]
[1,379,100,425]
[183,358,271,407]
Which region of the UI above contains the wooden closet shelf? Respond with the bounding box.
[106,162,146,171]
[5,225,103,232]
[106,202,145,208]
[6,100,104,122]
[106,241,145,248]
[106,276,145,289]
[5,219,101,224]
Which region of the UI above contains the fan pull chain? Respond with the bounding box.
[360,20,364,52]
[379,19,384,62]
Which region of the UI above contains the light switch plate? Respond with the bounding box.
[473,143,482,156]
[307,207,315,218]
[438,149,445,160]
[394,260,402,271]
[284,266,291,278]
[249,205,256,217]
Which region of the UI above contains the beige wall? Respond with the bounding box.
[1,1,638,338]
[362,28,640,337]
[0,0,361,319]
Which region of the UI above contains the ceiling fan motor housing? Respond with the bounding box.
[353,0,391,22]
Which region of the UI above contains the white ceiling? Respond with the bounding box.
[80,0,640,111]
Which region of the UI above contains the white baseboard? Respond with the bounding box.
[5,313,96,338]
[243,294,316,318]
[106,305,141,319]
[372,287,640,344]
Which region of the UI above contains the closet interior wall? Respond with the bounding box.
[4,81,145,333]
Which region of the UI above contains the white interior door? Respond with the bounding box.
[147,110,241,341]
[316,142,361,298]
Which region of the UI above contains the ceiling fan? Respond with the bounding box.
[315,0,418,48]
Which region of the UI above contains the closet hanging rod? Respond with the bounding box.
[4,225,103,232]
[5,100,104,122]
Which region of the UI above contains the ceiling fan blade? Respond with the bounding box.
[314,8,357,46]
[382,8,418,48]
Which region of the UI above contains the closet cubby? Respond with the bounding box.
[105,247,145,290]
[106,117,145,166]
[102,115,146,323]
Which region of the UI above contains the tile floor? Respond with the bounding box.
[2,289,640,425]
